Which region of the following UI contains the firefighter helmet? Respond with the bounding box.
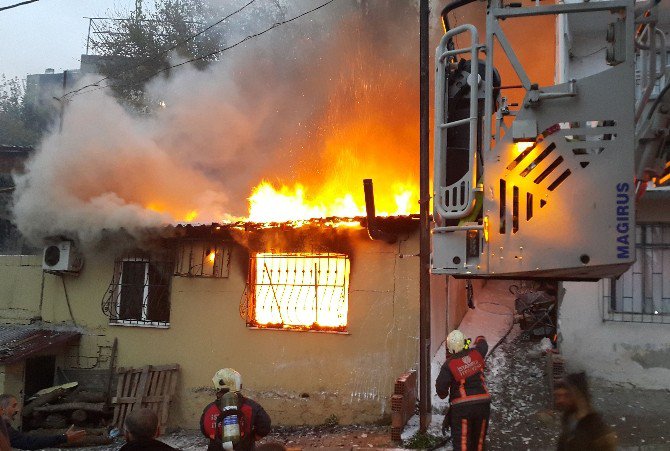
[212,368,242,392]
[447,329,466,354]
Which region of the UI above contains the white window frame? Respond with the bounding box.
[110,257,171,328]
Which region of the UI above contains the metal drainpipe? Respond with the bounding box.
[362,179,397,244]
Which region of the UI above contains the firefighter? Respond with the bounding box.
[554,372,618,451]
[435,330,491,451]
[200,368,271,451]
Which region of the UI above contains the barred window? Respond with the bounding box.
[603,224,670,324]
[246,253,350,332]
[174,241,231,278]
[104,257,173,328]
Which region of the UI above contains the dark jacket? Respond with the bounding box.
[435,336,491,406]
[200,394,271,451]
[119,438,177,451]
[4,419,66,450]
[557,411,617,451]
[0,418,11,451]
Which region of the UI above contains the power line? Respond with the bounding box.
[158,0,336,72]
[62,0,259,100]
[67,0,337,100]
[0,0,39,12]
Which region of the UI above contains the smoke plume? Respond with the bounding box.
[12,0,422,244]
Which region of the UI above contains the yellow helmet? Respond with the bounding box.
[212,368,242,392]
[447,329,466,354]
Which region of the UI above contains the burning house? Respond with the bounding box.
[0,0,572,434]
[0,2,463,430]
[0,212,461,428]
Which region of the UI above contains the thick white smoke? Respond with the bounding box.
[12,0,423,244]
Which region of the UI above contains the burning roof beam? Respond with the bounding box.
[363,179,397,244]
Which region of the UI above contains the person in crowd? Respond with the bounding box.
[120,408,176,451]
[435,330,490,451]
[554,372,618,451]
[0,393,85,449]
[0,399,11,451]
[200,368,271,451]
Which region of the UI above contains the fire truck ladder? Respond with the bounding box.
[433,24,483,226]
[432,0,640,280]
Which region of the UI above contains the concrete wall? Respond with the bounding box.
[447,277,472,334]
[559,281,670,389]
[559,192,670,389]
[0,228,426,428]
[430,274,448,357]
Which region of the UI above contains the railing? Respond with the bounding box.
[433,24,483,222]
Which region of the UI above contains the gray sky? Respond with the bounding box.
[0,0,135,81]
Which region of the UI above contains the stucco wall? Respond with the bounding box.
[559,281,670,389]
[430,274,448,357]
[447,277,473,333]
[0,228,424,428]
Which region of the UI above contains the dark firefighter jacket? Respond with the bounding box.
[200,394,271,451]
[435,335,491,406]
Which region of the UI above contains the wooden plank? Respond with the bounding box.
[154,370,164,396]
[155,370,166,397]
[112,364,179,431]
[112,395,166,404]
[133,366,151,412]
[167,365,179,397]
[122,370,133,400]
[119,404,128,429]
[127,373,139,414]
[161,367,179,428]
[112,370,129,427]
[150,364,179,372]
[148,371,158,396]
[34,402,106,413]
[23,387,69,417]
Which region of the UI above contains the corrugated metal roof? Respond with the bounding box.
[0,325,80,365]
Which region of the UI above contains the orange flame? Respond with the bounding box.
[143,11,421,225]
[248,181,417,223]
[253,253,349,329]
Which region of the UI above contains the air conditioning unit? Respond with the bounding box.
[42,241,83,272]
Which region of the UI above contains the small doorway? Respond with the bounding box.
[24,355,56,398]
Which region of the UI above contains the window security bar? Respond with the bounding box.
[245,253,350,332]
[603,224,670,324]
[101,257,173,327]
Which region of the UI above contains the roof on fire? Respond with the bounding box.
[167,214,421,239]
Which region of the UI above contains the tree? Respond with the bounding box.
[88,0,232,106]
[0,76,48,146]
